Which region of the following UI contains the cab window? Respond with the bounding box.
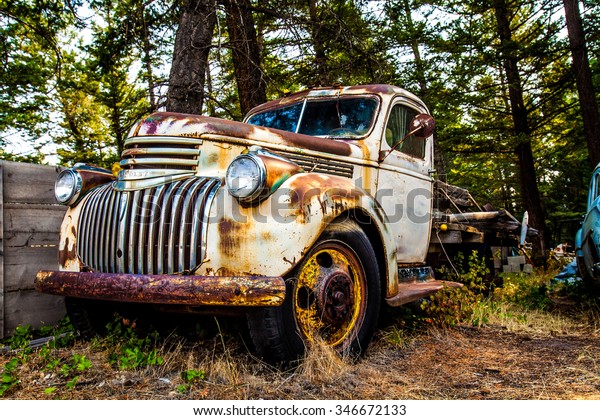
[385,104,426,159]
[247,97,378,139]
[246,103,302,132]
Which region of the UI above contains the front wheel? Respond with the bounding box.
[246,220,381,364]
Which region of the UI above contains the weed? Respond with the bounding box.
[380,325,413,349]
[5,325,33,352]
[0,358,20,397]
[177,368,206,393]
[34,353,94,391]
[103,318,164,370]
[42,317,76,349]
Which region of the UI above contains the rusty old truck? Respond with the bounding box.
[36,84,525,363]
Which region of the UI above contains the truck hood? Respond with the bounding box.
[130,112,361,159]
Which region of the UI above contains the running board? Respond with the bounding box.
[386,279,463,307]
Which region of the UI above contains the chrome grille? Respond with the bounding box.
[276,151,354,178]
[77,177,220,275]
[120,136,202,171]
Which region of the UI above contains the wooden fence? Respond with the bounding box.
[0,160,67,338]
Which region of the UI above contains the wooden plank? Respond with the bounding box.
[3,203,65,247]
[0,163,4,338]
[430,230,462,244]
[1,160,62,204]
[461,232,485,243]
[3,289,65,334]
[3,245,58,292]
[4,231,60,248]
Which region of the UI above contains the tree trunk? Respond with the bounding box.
[139,0,156,110]
[399,0,445,174]
[308,0,329,86]
[222,0,267,117]
[166,0,217,114]
[562,0,600,166]
[494,0,548,258]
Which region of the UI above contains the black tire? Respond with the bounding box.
[246,219,381,364]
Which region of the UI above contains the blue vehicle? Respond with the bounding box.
[575,163,600,290]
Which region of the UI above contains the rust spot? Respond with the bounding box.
[283,256,297,266]
[258,153,302,194]
[288,174,362,206]
[58,237,76,268]
[206,152,220,165]
[346,84,397,94]
[215,267,236,276]
[218,218,245,258]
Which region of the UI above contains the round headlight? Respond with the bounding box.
[225,154,266,201]
[55,169,82,205]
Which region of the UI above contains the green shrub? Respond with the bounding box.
[493,272,551,310]
[421,251,489,327]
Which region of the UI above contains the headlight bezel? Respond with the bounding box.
[225,154,267,203]
[54,169,83,205]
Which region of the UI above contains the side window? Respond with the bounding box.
[591,172,600,208]
[384,104,425,159]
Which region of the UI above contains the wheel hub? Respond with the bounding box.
[317,270,353,325]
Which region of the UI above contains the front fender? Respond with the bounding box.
[202,172,397,294]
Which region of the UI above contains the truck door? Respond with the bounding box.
[376,100,434,264]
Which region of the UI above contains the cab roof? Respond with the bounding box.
[245,84,427,120]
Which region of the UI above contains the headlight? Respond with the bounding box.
[55,169,82,205]
[225,154,266,202]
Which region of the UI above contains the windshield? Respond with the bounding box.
[247,96,378,139]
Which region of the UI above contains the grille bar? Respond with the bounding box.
[77,178,221,275]
[275,151,354,178]
[120,157,200,168]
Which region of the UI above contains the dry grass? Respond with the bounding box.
[296,339,351,384]
[2,274,600,400]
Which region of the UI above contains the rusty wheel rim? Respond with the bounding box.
[293,241,367,349]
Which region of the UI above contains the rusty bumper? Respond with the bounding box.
[35,271,285,307]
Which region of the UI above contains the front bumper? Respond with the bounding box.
[35,271,285,307]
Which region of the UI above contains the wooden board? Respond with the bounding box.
[1,160,63,204]
[2,203,64,247]
[3,290,65,335]
[3,246,59,292]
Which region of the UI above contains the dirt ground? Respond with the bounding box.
[1,297,600,400]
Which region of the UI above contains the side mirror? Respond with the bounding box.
[410,114,435,139]
[379,114,436,162]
